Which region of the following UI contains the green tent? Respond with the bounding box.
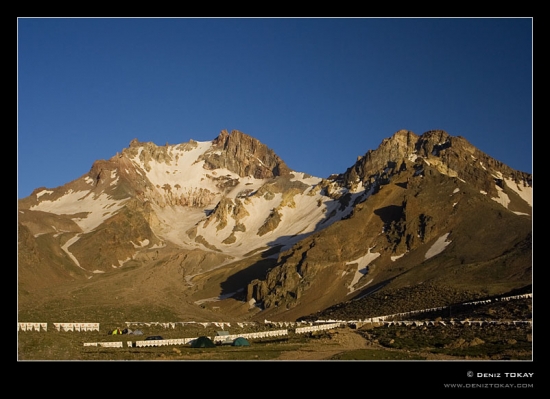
[191,336,216,348]
[232,337,250,347]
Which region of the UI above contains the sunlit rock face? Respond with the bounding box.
[201,129,292,179]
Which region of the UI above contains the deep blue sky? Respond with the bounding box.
[17,17,532,199]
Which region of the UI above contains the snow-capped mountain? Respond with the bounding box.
[19,130,358,274]
[18,129,532,322]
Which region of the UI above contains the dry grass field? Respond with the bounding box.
[18,311,532,362]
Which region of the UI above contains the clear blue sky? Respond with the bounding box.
[17,17,532,199]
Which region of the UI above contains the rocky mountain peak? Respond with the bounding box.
[201,129,291,179]
[338,129,531,198]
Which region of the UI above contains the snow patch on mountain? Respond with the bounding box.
[131,239,150,248]
[347,248,380,293]
[425,233,452,259]
[278,189,328,231]
[492,185,511,208]
[61,234,82,268]
[30,190,127,232]
[391,253,406,261]
[112,257,131,268]
[240,192,282,231]
[505,177,532,207]
[226,175,268,199]
[130,141,212,189]
[487,178,532,210]
[148,168,337,259]
[36,189,54,198]
[152,205,208,249]
[195,192,284,255]
[290,171,322,186]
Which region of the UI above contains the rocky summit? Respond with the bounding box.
[18,129,532,324]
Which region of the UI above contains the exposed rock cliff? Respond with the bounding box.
[201,129,292,179]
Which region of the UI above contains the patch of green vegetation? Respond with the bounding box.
[18,330,303,361]
[330,349,426,360]
[180,346,290,361]
[18,331,89,360]
[366,322,532,360]
[429,340,532,359]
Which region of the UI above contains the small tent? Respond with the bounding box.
[191,336,216,348]
[232,337,250,347]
